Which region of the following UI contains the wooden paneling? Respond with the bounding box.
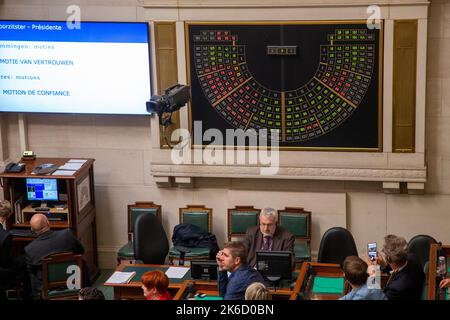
[392,20,417,153]
[154,22,180,147]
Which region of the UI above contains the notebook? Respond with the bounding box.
[312,276,345,294]
[105,271,136,284]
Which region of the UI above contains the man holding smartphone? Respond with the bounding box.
[368,242,377,261]
[366,242,381,289]
[366,235,424,300]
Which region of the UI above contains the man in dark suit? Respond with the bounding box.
[0,200,13,268]
[243,207,295,268]
[0,200,13,300]
[25,213,85,298]
[216,241,265,300]
[369,234,424,300]
[0,200,33,300]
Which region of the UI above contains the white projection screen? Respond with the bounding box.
[0,20,152,115]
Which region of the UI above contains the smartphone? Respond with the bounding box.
[367,242,377,261]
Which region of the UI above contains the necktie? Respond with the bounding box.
[263,236,271,251]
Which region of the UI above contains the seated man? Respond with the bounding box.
[25,214,85,298]
[0,200,13,300]
[339,256,386,300]
[0,200,13,268]
[369,234,424,300]
[216,241,265,300]
[0,200,31,300]
[243,207,295,268]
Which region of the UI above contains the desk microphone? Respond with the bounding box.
[175,246,190,266]
[184,283,197,300]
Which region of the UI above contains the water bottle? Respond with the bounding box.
[437,256,447,300]
[437,256,447,278]
[367,264,381,290]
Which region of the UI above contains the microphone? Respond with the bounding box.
[184,283,197,300]
[175,245,191,266]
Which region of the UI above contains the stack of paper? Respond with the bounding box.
[165,267,190,279]
[52,170,77,176]
[105,271,136,284]
[52,159,87,176]
[59,163,83,170]
[68,159,87,164]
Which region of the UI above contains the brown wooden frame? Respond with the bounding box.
[178,204,212,232]
[277,207,312,243]
[127,201,162,242]
[168,205,213,265]
[428,243,450,300]
[41,252,84,300]
[227,205,260,241]
[290,261,348,300]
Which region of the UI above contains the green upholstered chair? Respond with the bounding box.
[168,205,212,265]
[278,207,312,264]
[41,252,83,300]
[117,202,162,264]
[227,206,260,241]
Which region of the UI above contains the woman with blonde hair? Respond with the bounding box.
[244,282,272,300]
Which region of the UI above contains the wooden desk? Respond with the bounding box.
[173,280,296,300]
[104,264,190,300]
[291,262,347,300]
[172,280,220,300]
[428,244,450,300]
[106,263,300,300]
[0,157,99,282]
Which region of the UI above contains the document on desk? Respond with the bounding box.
[58,162,83,170]
[52,170,76,176]
[68,159,88,164]
[165,267,190,279]
[105,271,136,284]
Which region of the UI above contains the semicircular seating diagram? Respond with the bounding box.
[192,28,376,143]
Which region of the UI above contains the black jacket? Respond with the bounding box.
[24,229,84,296]
[0,228,14,293]
[382,254,425,300]
[0,228,12,269]
[172,223,219,258]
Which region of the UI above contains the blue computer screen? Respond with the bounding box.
[26,178,58,201]
[0,20,151,115]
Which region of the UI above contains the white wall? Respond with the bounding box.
[1,0,449,268]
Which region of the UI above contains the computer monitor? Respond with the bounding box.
[256,250,293,282]
[190,260,218,280]
[26,178,58,202]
